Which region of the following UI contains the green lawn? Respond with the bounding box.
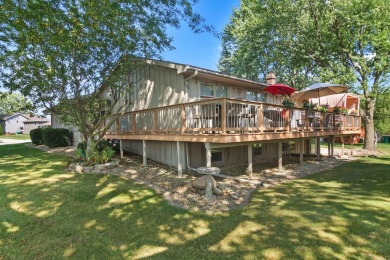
[321,142,390,150]
[0,134,31,140]
[1,144,389,259]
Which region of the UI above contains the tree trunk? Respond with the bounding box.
[363,98,376,151]
[86,135,95,163]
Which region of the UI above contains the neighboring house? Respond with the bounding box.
[53,58,362,174]
[0,113,30,134]
[23,117,51,134]
[51,114,82,147]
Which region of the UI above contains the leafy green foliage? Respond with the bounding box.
[0,92,34,114]
[0,124,3,135]
[0,0,211,143]
[42,128,70,147]
[76,140,115,165]
[220,0,390,149]
[375,91,390,134]
[30,128,44,145]
[76,141,87,161]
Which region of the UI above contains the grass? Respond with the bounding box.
[0,134,31,140]
[0,144,389,259]
[321,142,390,150]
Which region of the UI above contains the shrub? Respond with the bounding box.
[76,142,87,161]
[95,140,112,152]
[75,140,116,165]
[0,124,3,135]
[42,128,70,147]
[30,128,44,145]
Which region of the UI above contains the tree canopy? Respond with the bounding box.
[0,92,34,115]
[219,0,390,150]
[0,0,210,143]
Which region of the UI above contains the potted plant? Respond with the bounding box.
[302,99,310,109]
[317,106,328,113]
[333,106,341,114]
[341,107,349,114]
[302,99,316,110]
[282,97,295,108]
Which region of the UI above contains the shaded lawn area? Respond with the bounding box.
[0,134,31,140]
[0,144,389,259]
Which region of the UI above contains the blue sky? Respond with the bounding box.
[162,0,240,71]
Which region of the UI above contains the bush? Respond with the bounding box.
[42,128,70,147]
[95,140,112,152]
[30,128,44,145]
[76,142,87,161]
[0,124,3,135]
[75,140,116,165]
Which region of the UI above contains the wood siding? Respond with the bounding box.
[122,140,186,169]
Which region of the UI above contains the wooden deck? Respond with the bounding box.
[105,98,362,143]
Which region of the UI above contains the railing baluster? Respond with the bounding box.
[221,99,226,134]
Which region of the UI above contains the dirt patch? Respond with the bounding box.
[28,144,385,212]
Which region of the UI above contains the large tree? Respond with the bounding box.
[374,89,390,135]
[0,92,33,114]
[0,0,210,147]
[219,0,390,150]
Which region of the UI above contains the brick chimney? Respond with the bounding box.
[266,72,276,85]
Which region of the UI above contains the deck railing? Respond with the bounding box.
[107,98,362,135]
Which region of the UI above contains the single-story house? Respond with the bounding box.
[23,117,51,134]
[52,58,362,175]
[0,113,30,134]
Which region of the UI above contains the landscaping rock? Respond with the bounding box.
[196,167,220,175]
[192,175,217,189]
[92,168,103,174]
[69,163,76,170]
[94,164,107,171]
[83,166,94,173]
[74,165,83,174]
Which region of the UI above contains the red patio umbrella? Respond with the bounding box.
[264,83,296,96]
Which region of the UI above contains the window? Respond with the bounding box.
[253,144,262,155]
[215,86,228,98]
[200,83,214,97]
[257,92,267,102]
[211,148,223,162]
[246,91,267,102]
[246,91,257,101]
[232,88,245,99]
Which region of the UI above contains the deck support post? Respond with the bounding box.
[177,141,182,177]
[341,136,345,156]
[142,140,147,167]
[327,137,331,157]
[300,139,304,164]
[316,137,321,159]
[247,144,253,176]
[205,142,211,167]
[120,139,123,158]
[331,136,335,157]
[278,141,283,172]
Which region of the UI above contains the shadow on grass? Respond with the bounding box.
[0,144,389,259]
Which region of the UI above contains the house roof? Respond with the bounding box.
[104,57,267,93]
[143,58,268,90]
[23,117,50,123]
[0,113,30,121]
[40,121,51,126]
